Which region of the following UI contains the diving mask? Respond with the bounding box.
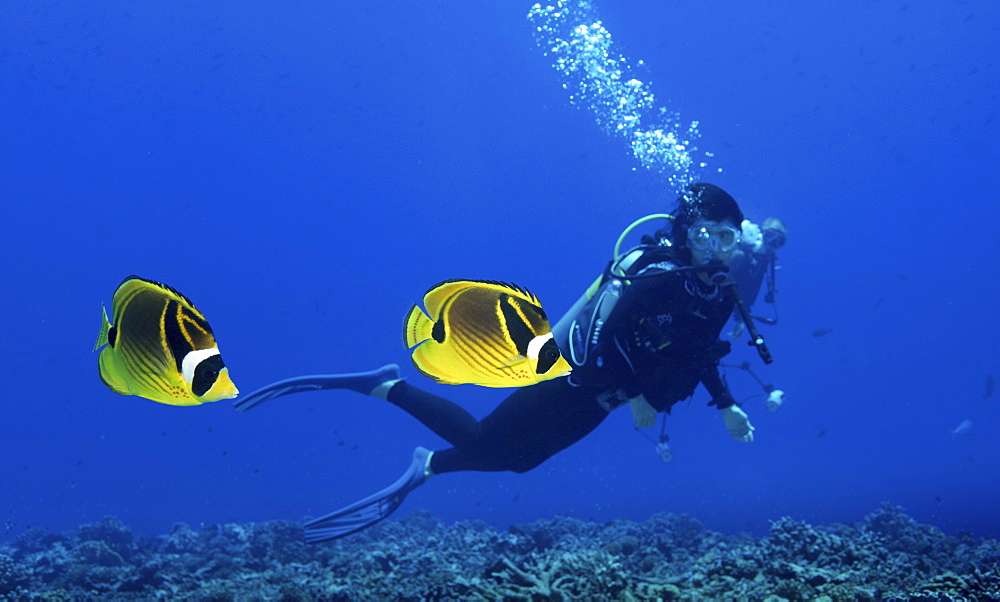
[687,223,741,253]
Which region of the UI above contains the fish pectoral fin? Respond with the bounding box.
[498,355,527,369]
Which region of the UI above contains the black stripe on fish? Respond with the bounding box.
[192,354,224,397]
[499,294,534,356]
[535,338,562,375]
[433,293,462,344]
[517,298,550,331]
[181,306,214,339]
[164,300,194,373]
[432,309,447,343]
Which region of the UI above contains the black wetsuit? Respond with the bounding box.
[387,246,738,475]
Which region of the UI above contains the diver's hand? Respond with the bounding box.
[742,220,763,250]
[629,394,657,429]
[721,406,755,442]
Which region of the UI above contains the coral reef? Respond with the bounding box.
[1,503,998,601]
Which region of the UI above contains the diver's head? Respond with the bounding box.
[671,183,744,269]
[760,217,787,254]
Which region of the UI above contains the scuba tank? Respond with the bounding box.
[552,212,774,374]
[551,214,675,373]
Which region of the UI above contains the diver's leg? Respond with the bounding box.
[383,381,484,449]
[236,364,484,448]
[302,379,608,542]
[427,378,611,474]
[382,378,610,472]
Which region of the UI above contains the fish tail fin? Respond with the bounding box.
[403,304,434,349]
[94,305,112,351]
[97,348,129,395]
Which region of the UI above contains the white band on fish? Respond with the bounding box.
[181,347,221,383]
[526,332,554,360]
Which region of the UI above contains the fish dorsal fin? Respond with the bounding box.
[420,279,539,317]
[116,275,199,311]
[479,280,539,305]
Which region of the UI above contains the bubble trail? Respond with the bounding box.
[528,1,718,191]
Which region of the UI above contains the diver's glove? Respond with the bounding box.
[721,406,755,443]
[629,394,657,429]
[766,389,785,413]
[741,220,763,250]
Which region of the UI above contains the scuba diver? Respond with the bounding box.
[728,216,787,336]
[234,182,763,542]
[726,216,788,413]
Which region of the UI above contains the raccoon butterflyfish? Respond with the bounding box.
[403,279,572,387]
[93,276,239,406]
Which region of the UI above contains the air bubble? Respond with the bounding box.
[528,0,714,192]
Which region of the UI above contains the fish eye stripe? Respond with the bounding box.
[535,338,562,374]
[525,332,554,361]
[182,348,223,387]
[192,354,225,397]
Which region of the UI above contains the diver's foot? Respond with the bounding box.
[233,364,402,412]
[304,446,432,542]
[335,363,401,396]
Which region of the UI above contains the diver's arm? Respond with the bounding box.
[701,363,755,442]
[701,366,736,410]
[629,394,657,428]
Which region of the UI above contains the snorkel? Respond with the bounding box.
[609,213,675,278]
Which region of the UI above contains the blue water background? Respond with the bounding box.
[2,0,998,541]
